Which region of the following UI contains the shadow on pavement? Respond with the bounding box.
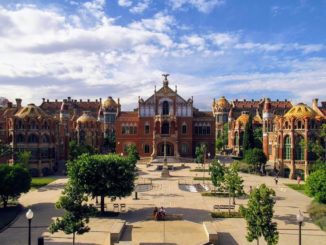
[217,232,239,245]
[274,213,312,225]
[119,207,212,224]
[0,202,63,245]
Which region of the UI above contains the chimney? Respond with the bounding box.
[87,99,90,102]
[42,98,45,102]
[80,99,82,102]
[7,102,13,108]
[15,98,22,109]
[47,99,49,102]
[312,98,318,108]
[55,99,58,102]
[68,96,71,101]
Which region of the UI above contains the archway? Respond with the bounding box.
[157,142,174,156]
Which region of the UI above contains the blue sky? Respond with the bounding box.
[0,0,325,110]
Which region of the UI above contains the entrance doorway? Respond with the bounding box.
[157,142,174,156]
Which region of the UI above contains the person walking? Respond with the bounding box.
[274,176,279,185]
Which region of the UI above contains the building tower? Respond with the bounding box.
[262,97,272,158]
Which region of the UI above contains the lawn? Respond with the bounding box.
[31,177,57,189]
[285,183,307,195]
[0,204,22,231]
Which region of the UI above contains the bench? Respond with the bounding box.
[120,203,126,212]
[213,204,235,211]
[107,220,126,245]
[113,203,119,212]
[203,222,218,245]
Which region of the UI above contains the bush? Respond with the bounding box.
[244,148,267,172]
[41,167,53,176]
[308,202,326,231]
[211,211,243,218]
[29,168,39,177]
[306,170,326,203]
[237,161,254,173]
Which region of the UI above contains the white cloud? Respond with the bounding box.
[130,0,150,14]
[169,0,224,13]
[129,12,175,32]
[118,0,132,7]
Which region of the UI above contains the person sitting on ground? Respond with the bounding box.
[159,206,166,218]
[153,207,158,219]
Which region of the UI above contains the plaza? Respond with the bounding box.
[1,159,325,245]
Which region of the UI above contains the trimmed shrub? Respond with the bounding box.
[306,170,326,203]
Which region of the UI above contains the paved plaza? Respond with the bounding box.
[0,162,326,245]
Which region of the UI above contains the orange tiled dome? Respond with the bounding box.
[284,103,317,119]
[77,111,96,123]
[102,96,117,109]
[15,104,49,119]
[236,114,249,124]
[216,96,230,108]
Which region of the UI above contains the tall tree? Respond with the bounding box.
[244,148,267,173]
[0,164,31,208]
[240,184,279,245]
[49,183,95,245]
[17,150,31,168]
[125,144,140,165]
[224,163,244,204]
[243,115,255,152]
[253,127,263,149]
[68,140,94,161]
[210,158,225,190]
[68,154,136,214]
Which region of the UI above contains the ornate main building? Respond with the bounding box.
[1,75,325,178]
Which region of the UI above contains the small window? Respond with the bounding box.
[144,144,150,153]
[145,124,150,134]
[182,124,187,134]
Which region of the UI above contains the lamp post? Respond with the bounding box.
[296,210,304,245]
[26,209,34,245]
[207,152,211,175]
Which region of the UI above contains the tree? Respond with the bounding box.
[240,184,279,245]
[244,148,267,173]
[243,115,255,151]
[0,140,13,158]
[68,154,136,214]
[104,132,116,152]
[224,163,244,204]
[125,144,140,165]
[17,150,31,168]
[210,158,225,190]
[195,144,206,164]
[253,127,263,149]
[68,140,94,161]
[0,164,31,208]
[49,183,95,245]
[216,123,228,152]
[305,169,326,203]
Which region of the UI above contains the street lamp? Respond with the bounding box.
[207,152,211,175]
[296,210,304,245]
[26,209,34,245]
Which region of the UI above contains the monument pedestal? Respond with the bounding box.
[161,166,170,177]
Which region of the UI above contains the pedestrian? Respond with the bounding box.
[297,175,301,185]
[274,176,278,185]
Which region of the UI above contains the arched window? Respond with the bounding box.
[285,121,289,129]
[235,132,239,146]
[295,135,304,160]
[42,121,49,129]
[144,144,150,153]
[284,136,291,160]
[16,120,23,129]
[17,134,24,143]
[28,134,39,143]
[161,122,169,134]
[297,120,302,129]
[42,134,50,143]
[79,130,86,144]
[30,120,37,129]
[162,101,169,115]
[182,123,187,134]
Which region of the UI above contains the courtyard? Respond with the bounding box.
[0,161,325,245]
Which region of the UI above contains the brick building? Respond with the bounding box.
[115,75,216,159]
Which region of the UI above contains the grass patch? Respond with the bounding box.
[0,204,22,231]
[211,211,243,218]
[193,177,211,181]
[31,177,56,189]
[202,192,230,197]
[285,184,308,196]
[190,168,210,172]
[308,202,326,232]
